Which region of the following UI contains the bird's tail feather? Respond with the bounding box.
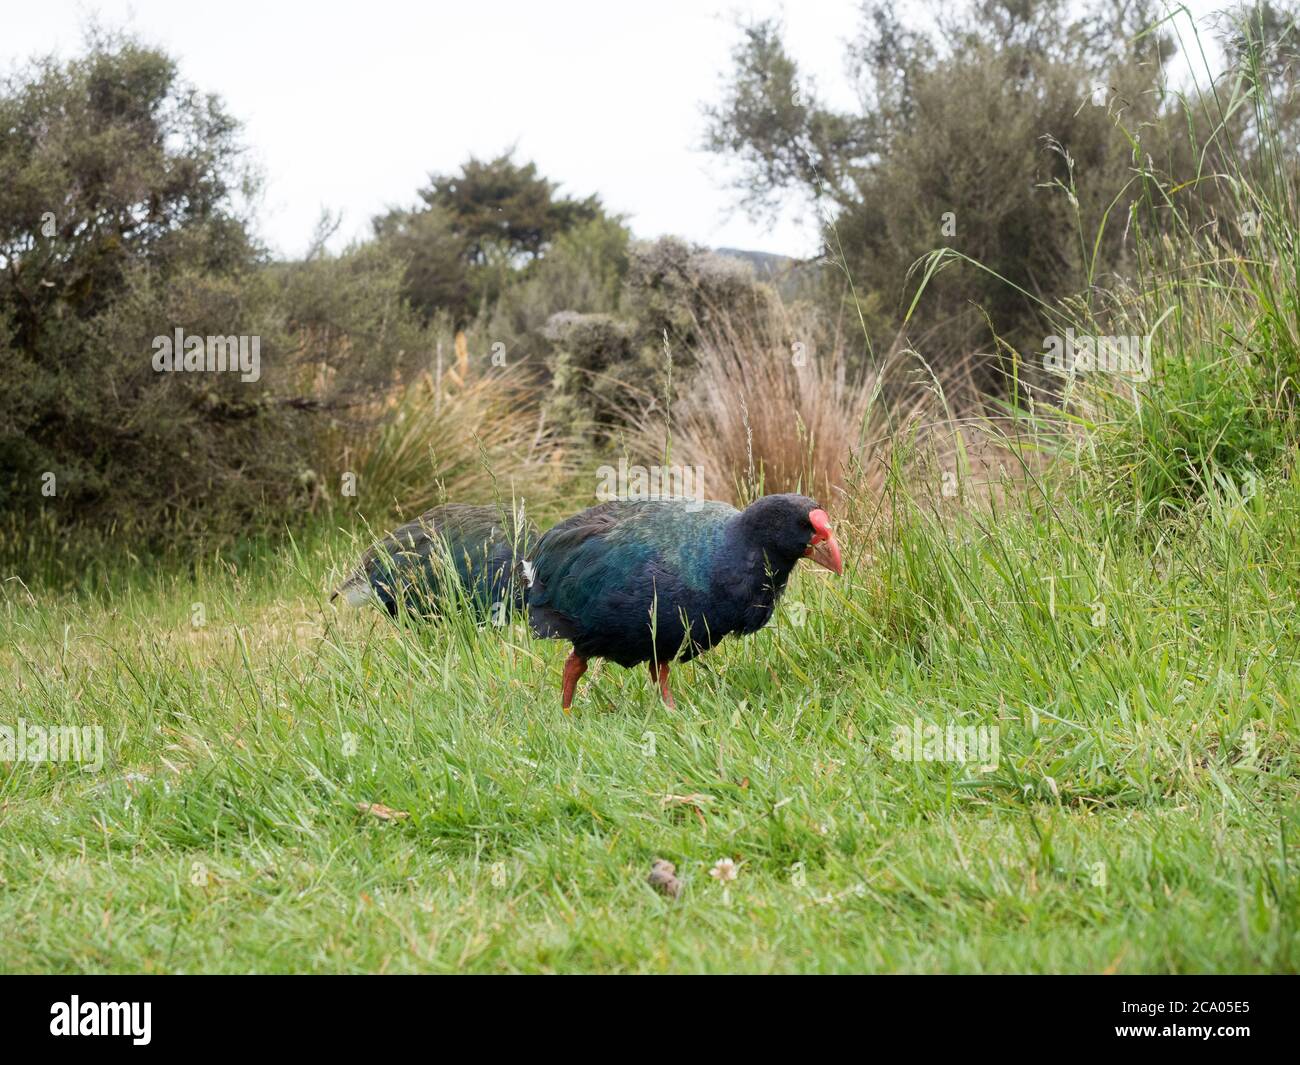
[332,573,374,608]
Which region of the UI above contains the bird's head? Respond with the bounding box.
[738,493,843,575]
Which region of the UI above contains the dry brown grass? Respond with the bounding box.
[630,294,982,510]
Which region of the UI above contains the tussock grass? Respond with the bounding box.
[333,368,560,523]
[631,294,978,508]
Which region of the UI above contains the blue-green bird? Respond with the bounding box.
[525,494,843,710]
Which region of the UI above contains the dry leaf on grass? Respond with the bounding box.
[660,793,713,827]
[647,858,682,899]
[356,802,409,821]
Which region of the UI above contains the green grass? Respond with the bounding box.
[2,452,1297,973]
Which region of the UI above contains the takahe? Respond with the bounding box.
[334,503,535,622]
[525,493,842,710]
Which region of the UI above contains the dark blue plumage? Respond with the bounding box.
[335,503,535,623]
[525,493,843,708]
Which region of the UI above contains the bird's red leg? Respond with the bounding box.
[648,659,676,709]
[561,651,588,713]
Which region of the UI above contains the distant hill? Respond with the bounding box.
[713,246,820,300]
[713,247,794,275]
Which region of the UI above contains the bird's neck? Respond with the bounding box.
[716,517,799,625]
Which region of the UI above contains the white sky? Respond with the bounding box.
[4,0,1229,260]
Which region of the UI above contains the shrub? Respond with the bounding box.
[704,0,1220,391]
[483,215,630,371]
[620,236,771,368]
[0,34,565,559]
[0,32,289,545]
[1016,3,1300,524]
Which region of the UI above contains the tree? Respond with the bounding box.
[0,30,257,351]
[0,31,290,542]
[375,151,606,323]
[704,0,1183,387]
[371,204,472,324]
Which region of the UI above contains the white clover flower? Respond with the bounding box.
[709,857,739,883]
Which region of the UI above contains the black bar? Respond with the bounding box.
[0,975,1290,1052]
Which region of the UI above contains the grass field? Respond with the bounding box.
[3,447,1297,973]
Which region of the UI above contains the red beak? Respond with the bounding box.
[804,509,843,575]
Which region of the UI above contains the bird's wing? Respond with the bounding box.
[525,502,638,636]
[526,501,735,638]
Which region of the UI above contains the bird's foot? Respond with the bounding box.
[648,660,676,710]
[561,651,587,713]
